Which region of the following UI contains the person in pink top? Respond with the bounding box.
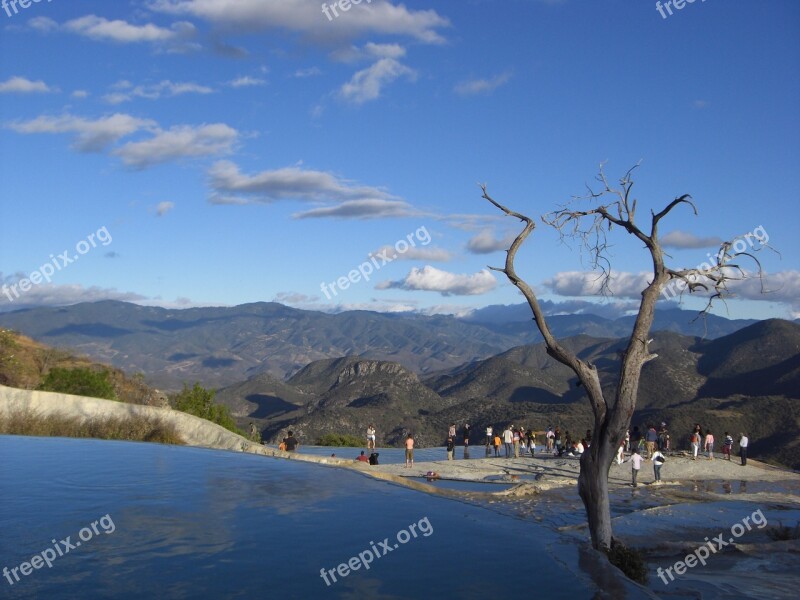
[404,434,415,468]
[705,430,715,460]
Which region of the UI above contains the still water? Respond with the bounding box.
[0,436,590,599]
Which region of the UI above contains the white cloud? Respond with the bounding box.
[661,230,723,249]
[103,80,214,104]
[454,71,512,96]
[155,201,175,216]
[0,281,146,312]
[63,15,196,45]
[7,113,156,152]
[28,16,59,33]
[115,124,238,169]
[338,57,416,104]
[466,229,516,254]
[372,245,453,262]
[227,76,267,88]
[377,266,497,296]
[332,42,407,63]
[0,76,53,94]
[149,0,449,44]
[543,271,654,299]
[71,90,90,99]
[208,160,397,206]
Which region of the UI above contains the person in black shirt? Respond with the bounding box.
[283,431,299,452]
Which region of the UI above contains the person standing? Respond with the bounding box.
[366,424,376,450]
[616,439,625,465]
[722,432,734,461]
[502,426,513,458]
[645,424,658,459]
[446,436,455,461]
[512,428,521,458]
[628,448,643,487]
[493,433,501,457]
[546,427,555,452]
[705,430,715,460]
[527,429,536,456]
[463,423,471,447]
[283,431,299,452]
[690,428,700,460]
[738,432,749,466]
[485,425,493,447]
[404,434,415,468]
[651,448,666,483]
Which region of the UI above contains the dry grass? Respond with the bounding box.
[0,410,184,445]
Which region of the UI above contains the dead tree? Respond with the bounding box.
[482,163,769,552]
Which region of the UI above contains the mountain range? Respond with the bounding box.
[0,300,759,389]
[211,319,799,470]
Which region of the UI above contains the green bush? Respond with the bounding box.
[607,538,648,584]
[171,382,242,435]
[38,367,116,400]
[317,433,364,447]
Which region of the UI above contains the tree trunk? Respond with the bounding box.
[578,436,614,551]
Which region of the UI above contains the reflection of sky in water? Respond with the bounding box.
[0,436,592,599]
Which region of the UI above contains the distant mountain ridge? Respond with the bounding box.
[213,320,799,470]
[0,300,759,389]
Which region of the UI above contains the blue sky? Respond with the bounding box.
[1,0,798,320]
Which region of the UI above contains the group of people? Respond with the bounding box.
[687,424,749,465]
[482,425,537,459]
[542,427,591,458]
[278,430,299,452]
[622,422,751,487]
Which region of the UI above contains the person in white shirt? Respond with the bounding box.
[485,426,493,447]
[651,449,666,483]
[616,439,625,465]
[502,426,513,458]
[738,433,749,466]
[628,448,643,487]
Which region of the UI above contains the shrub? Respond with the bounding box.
[38,367,116,400]
[0,410,183,445]
[607,538,648,584]
[317,433,364,447]
[171,382,242,435]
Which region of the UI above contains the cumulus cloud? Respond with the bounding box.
[0,76,53,94]
[454,71,512,96]
[103,79,213,104]
[661,230,723,249]
[377,266,497,296]
[114,124,238,168]
[148,0,449,44]
[7,113,156,152]
[63,15,196,45]
[466,229,516,254]
[338,58,416,104]
[543,271,654,299]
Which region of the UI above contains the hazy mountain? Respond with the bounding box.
[0,301,760,390]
